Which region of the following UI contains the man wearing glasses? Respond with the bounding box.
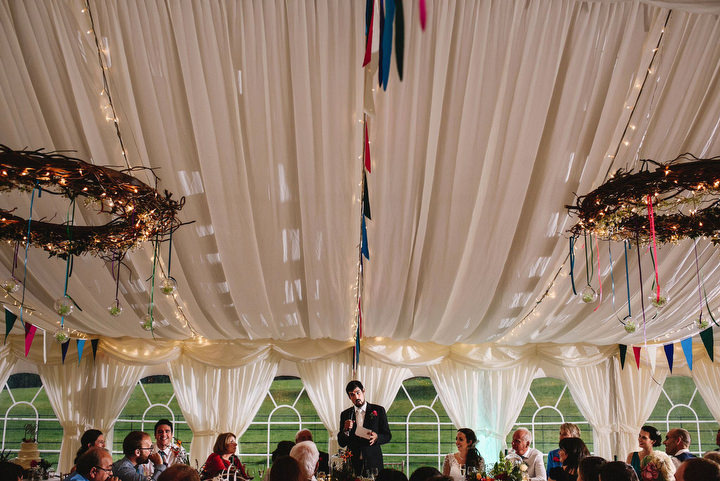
[113,431,166,481]
[67,447,116,481]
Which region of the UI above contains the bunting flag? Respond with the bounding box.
[363,0,375,67]
[395,0,405,80]
[664,343,674,373]
[380,0,396,90]
[5,308,17,342]
[76,339,86,363]
[419,0,427,30]
[24,323,36,357]
[91,339,99,360]
[61,340,70,363]
[619,344,627,369]
[700,328,714,361]
[364,122,372,173]
[361,215,370,260]
[378,0,385,87]
[646,345,657,373]
[633,346,642,368]
[681,337,693,371]
[363,171,372,220]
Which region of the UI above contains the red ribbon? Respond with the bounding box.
[593,233,603,311]
[647,195,660,301]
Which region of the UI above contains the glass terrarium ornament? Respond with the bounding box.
[108,302,123,317]
[141,314,154,331]
[696,317,709,330]
[160,278,177,296]
[53,296,74,317]
[1,278,20,294]
[581,286,597,304]
[624,319,637,333]
[53,327,70,344]
[650,288,669,309]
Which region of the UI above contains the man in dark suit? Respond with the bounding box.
[337,380,391,475]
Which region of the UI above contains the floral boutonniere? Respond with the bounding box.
[368,410,378,420]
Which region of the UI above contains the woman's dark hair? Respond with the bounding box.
[157,464,201,481]
[74,429,103,465]
[271,441,296,462]
[559,437,589,472]
[640,425,662,447]
[409,466,441,481]
[0,461,24,481]
[598,461,639,481]
[376,468,409,481]
[458,428,485,473]
[212,432,236,455]
[578,456,606,481]
[269,455,301,481]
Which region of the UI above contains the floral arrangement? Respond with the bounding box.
[29,459,53,480]
[330,449,359,481]
[171,438,189,464]
[480,452,526,481]
[640,451,675,481]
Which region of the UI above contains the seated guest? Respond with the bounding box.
[442,428,485,481]
[269,455,301,481]
[157,465,201,481]
[74,429,105,468]
[626,425,662,477]
[290,440,319,481]
[113,431,166,481]
[577,456,605,481]
[548,424,581,473]
[143,419,188,477]
[0,461,24,481]
[409,466,441,481]
[548,437,588,481]
[664,428,696,468]
[202,433,249,480]
[597,461,638,481]
[508,428,546,481]
[69,447,114,481]
[674,457,720,481]
[295,430,328,474]
[376,469,409,481]
[705,451,720,465]
[271,441,296,463]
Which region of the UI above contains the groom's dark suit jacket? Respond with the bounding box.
[337,403,391,474]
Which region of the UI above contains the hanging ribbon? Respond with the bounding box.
[692,240,704,326]
[593,233,602,311]
[569,236,577,295]
[635,233,648,344]
[624,241,632,318]
[646,195,661,302]
[19,184,40,326]
[60,199,77,329]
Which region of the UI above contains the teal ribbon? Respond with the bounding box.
[569,236,577,295]
[19,183,40,326]
[624,241,632,318]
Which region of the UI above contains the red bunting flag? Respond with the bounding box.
[364,122,372,173]
[633,346,642,369]
[24,323,36,357]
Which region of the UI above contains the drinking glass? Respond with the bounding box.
[460,465,466,477]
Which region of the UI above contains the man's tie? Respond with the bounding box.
[160,450,167,465]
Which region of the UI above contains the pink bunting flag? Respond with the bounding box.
[24,323,36,357]
[363,0,375,67]
[419,0,427,30]
[633,346,642,369]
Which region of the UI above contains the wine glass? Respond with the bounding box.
[371,467,379,479]
[257,466,265,480]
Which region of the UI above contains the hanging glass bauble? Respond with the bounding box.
[53,296,74,317]
[160,278,177,296]
[581,286,597,304]
[108,303,123,317]
[624,320,637,333]
[141,314,154,331]
[650,289,669,309]
[1,278,20,294]
[53,328,70,344]
[696,317,709,330]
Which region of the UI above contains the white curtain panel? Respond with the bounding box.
[84,353,146,451]
[37,361,92,472]
[0,343,16,390]
[357,355,412,411]
[168,352,279,466]
[428,358,535,464]
[562,359,614,459]
[691,357,720,422]
[612,357,668,460]
[297,351,353,455]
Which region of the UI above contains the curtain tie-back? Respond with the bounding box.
[192,430,218,437]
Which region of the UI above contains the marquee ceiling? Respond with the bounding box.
[2,0,720,348]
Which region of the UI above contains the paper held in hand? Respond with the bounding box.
[355,425,373,440]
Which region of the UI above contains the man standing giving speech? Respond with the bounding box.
[338,380,391,475]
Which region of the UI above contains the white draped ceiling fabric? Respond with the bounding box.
[2,0,720,471]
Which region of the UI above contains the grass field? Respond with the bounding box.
[0,374,716,475]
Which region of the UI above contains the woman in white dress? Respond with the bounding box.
[442,428,485,481]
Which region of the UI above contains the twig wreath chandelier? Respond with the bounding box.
[0,145,184,259]
[567,153,720,244]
